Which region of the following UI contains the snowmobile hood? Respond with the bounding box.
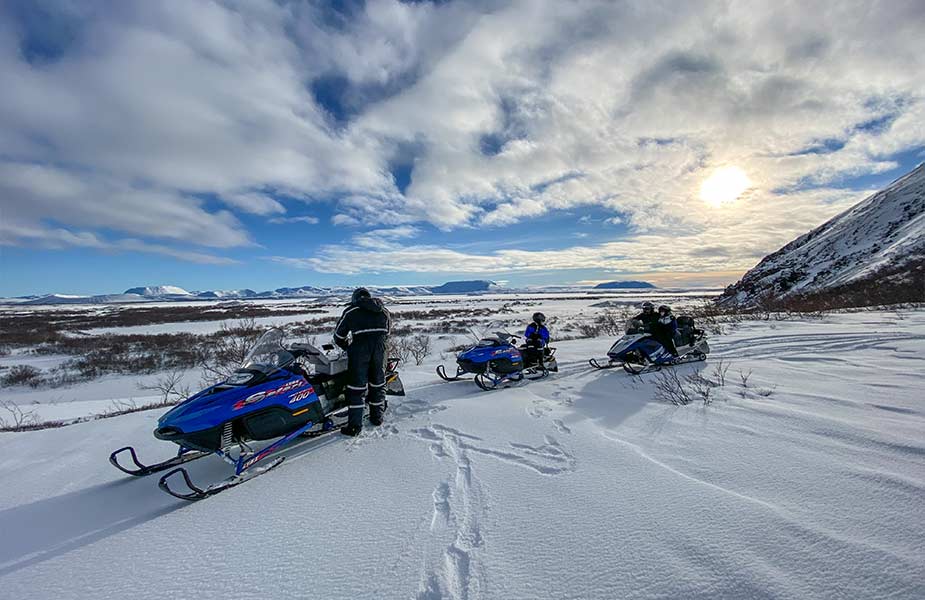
[157,373,312,435]
[457,341,520,364]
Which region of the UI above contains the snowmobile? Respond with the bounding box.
[436,331,558,390]
[109,328,405,500]
[589,316,710,374]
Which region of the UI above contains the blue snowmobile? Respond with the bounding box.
[436,331,558,390]
[109,329,405,500]
[588,316,710,374]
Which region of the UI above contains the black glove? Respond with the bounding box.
[334,337,349,351]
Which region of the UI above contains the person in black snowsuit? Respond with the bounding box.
[632,301,659,333]
[651,305,679,357]
[333,288,391,436]
[522,312,550,368]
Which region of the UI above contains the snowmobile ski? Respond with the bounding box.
[158,417,319,501]
[109,446,211,477]
[159,457,286,501]
[474,365,550,390]
[622,351,707,375]
[435,364,472,382]
[588,357,621,370]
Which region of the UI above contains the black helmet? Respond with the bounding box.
[658,304,671,314]
[642,301,654,311]
[351,287,371,304]
[532,312,546,324]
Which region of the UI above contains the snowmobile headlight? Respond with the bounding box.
[154,426,182,439]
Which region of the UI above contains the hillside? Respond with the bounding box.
[721,163,925,308]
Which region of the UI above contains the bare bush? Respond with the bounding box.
[199,319,264,385]
[755,386,776,397]
[738,369,753,388]
[2,364,43,387]
[737,369,753,399]
[138,369,191,404]
[653,366,732,406]
[578,308,632,338]
[653,369,694,406]
[709,359,730,387]
[0,399,39,431]
[408,334,432,365]
[387,336,412,364]
[685,371,719,405]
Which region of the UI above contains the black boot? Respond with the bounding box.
[369,399,388,427]
[340,423,362,437]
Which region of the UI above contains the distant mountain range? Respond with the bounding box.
[8,280,522,305]
[721,163,925,309]
[5,278,670,305]
[593,281,655,289]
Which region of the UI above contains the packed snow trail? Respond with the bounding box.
[1,311,924,599]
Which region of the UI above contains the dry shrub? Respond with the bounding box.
[1,364,43,387]
[199,319,264,385]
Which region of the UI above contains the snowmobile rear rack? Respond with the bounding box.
[109,446,211,477]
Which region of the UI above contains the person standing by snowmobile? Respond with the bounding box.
[652,305,679,357]
[632,301,659,332]
[522,312,550,367]
[333,288,391,437]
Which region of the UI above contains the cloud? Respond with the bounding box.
[268,216,320,225]
[0,219,238,265]
[222,193,286,216]
[1,0,923,275]
[0,162,252,248]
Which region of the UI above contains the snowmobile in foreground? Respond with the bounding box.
[589,316,710,374]
[109,329,405,500]
[436,331,558,390]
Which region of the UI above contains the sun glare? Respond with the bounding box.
[700,166,751,206]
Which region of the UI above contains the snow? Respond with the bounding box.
[1,309,923,599]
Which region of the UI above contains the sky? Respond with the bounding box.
[0,0,924,296]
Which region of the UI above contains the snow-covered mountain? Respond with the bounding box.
[194,289,258,299]
[429,280,500,294]
[721,163,925,307]
[123,286,192,297]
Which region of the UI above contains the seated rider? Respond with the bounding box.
[632,301,659,333]
[652,305,679,357]
[523,312,550,367]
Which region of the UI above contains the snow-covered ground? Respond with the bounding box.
[1,309,923,599]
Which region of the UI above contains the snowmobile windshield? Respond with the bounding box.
[239,329,296,378]
[477,332,515,346]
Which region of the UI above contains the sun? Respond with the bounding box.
[699,166,751,206]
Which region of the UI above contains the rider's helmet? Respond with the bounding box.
[658,304,671,315]
[642,301,655,313]
[532,312,546,324]
[351,287,371,304]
